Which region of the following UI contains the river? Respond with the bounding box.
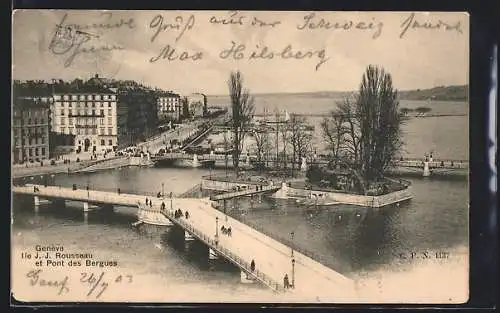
[11,97,469,303]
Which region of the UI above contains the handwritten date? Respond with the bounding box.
[25,269,132,299]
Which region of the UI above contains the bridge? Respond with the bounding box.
[12,184,356,301]
[209,185,281,201]
[150,152,468,176]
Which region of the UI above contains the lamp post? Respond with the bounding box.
[290,231,294,257]
[161,182,164,198]
[215,216,219,244]
[86,177,90,198]
[291,258,295,288]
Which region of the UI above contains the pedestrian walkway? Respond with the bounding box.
[12,184,357,302]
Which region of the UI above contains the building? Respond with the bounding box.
[12,97,51,164]
[51,85,119,154]
[117,87,158,148]
[157,91,181,122]
[187,93,207,118]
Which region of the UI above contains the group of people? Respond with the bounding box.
[220,225,232,236]
[174,209,189,219]
[145,198,152,208]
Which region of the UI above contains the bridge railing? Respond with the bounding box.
[159,207,285,293]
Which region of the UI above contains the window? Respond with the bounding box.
[28,118,32,124]
[33,118,37,125]
[108,117,112,125]
[103,95,109,100]
[68,102,72,107]
[108,127,112,135]
[60,117,65,125]
[80,95,85,101]
[92,102,95,107]
[29,148,32,156]
[42,148,46,155]
[72,95,78,100]
[103,102,108,107]
[84,128,89,135]
[92,128,97,135]
[35,148,39,156]
[100,109,104,116]
[96,95,101,101]
[40,118,44,124]
[108,139,113,145]
[87,95,93,100]
[100,127,105,135]
[100,118,104,125]
[111,95,116,100]
[92,110,96,116]
[69,119,73,125]
[63,102,69,107]
[41,137,45,144]
[63,95,69,100]
[60,109,64,116]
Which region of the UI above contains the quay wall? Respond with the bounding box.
[283,184,413,208]
[203,177,413,208]
[200,177,272,192]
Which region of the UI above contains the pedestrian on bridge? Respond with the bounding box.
[185,211,189,219]
[146,198,149,206]
[250,259,255,272]
[284,274,290,289]
[161,202,165,210]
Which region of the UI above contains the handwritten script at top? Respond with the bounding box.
[48,12,134,68]
[47,11,465,71]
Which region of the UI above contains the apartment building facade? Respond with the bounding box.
[157,92,181,122]
[12,97,51,164]
[51,86,118,154]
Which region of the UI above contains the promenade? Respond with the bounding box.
[12,184,357,302]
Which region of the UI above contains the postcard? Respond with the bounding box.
[11,10,469,304]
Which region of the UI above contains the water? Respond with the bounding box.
[11,96,469,302]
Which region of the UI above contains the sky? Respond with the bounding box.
[12,10,469,95]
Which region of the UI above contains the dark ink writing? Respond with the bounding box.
[149,14,195,43]
[26,269,70,296]
[48,13,125,68]
[62,12,135,31]
[209,11,246,26]
[399,12,463,39]
[80,272,108,299]
[251,16,281,27]
[296,12,384,39]
[219,41,330,71]
[150,44,203,63]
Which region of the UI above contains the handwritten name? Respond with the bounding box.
[296,12,384,39]
[399,13,463,38]
[219,41,330,71]
[149,14,195,43]
[149,44,203,63]
[48,13,125,68]
[26,269,70,296]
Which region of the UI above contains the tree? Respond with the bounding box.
[228,70,255,177]
[289,114,312,176]
[321,65,406,194]
[253,126,271,173]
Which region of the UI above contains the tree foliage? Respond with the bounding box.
[321,65,406,193]
[288,114,312,176]
[228,71,255,176]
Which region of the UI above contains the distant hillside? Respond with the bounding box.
[398,85,468,101]
[211,85,468,101]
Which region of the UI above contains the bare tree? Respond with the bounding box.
[253,127,271,173]
[228,71,255,177]
[289,114,312,176]
[321,65,406,194]
[279,118,290,170]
